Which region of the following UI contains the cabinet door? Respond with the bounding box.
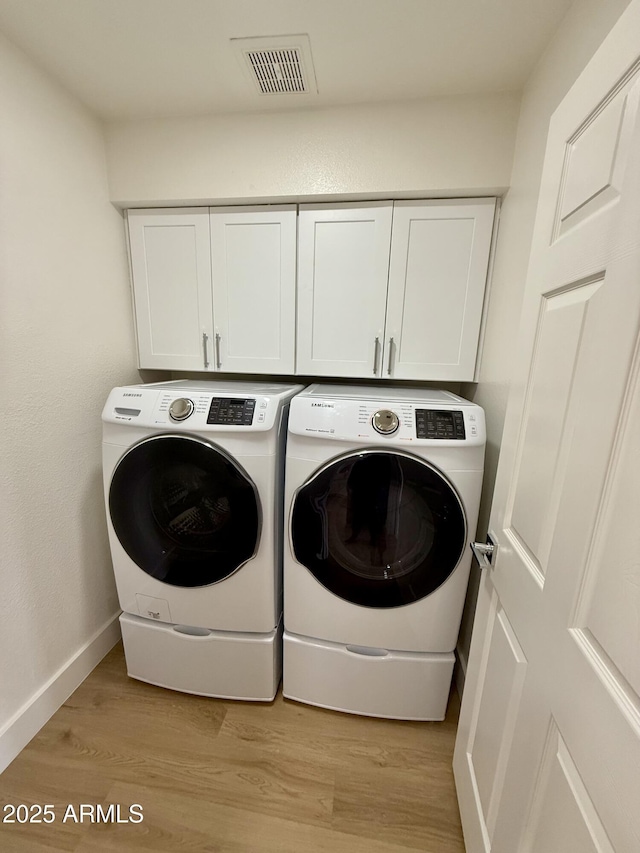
[128,209,214,371]
[210,205,296,374]
[297,202,393,377]
[384,198,496,381]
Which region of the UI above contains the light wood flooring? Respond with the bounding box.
[0,643,465,852]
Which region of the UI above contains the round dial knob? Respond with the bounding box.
[169,397,194,421]
[372,409,400,435]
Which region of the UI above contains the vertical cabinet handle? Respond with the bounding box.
[387,337,395,375]
[215,333,222,369]
[202,332,209,368]
[373,337,381,375]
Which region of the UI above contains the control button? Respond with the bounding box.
[169,398,194,421]
[470,425,478,436]
[372,409,400,435]
[257,412,265,422]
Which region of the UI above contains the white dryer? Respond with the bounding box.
[102,379,304,701]
[283,384,485,720]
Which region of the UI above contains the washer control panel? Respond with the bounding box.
[415,409,466,440]
[102,387,277,430]
[206,397,256,426]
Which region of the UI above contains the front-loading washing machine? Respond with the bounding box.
[283,383,485,720]
[102,379,304,700]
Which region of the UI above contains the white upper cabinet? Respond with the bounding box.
[128,205,296,373]
[210,206,296,374]
[129,198,495,380]
[385,198,496,381]
[295,198,495,381]
[296,202,394,377]
[128,208,213,371]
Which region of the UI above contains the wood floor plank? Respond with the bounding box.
[0,835,74,853]
[220,687,461,772]
[71,781,434,853]
[0,644,466,853]
[332,761,465,853]
[9,712,335,831]
[0,755,113,852]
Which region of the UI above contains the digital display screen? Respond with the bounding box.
[206,397,256,426]
[415,409,465,440]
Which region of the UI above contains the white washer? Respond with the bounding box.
[283,384,485,720]
[102,379,304,700]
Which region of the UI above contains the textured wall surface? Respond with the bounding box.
[0,31,138,745]
[105,93,520,207]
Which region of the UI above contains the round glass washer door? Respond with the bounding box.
[291,450,466,608]
[109,435,260,588]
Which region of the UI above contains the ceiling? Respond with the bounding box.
[0,0,573,121]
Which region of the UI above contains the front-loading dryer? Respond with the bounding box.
[102,379,304,700]
[283,383,485,720]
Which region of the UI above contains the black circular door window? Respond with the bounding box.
[291,450,466,608]
[109,435,260,587]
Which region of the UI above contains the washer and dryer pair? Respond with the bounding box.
[102,380,485,719]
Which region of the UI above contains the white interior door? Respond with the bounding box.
[385,199,495,382]
[453,4,640,852]
[296,202,392,378]
[210,205,296,374]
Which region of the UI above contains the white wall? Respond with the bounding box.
[0,32,138,771]
[105,93,520,206]
[456,0,632,681]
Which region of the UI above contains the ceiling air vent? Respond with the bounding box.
[247,48,306,94]
[232,35,318,97]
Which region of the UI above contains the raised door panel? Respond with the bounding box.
[576,364,640,698]
[296,202,393,378]
[517,723,616,853]
[505,278,604,584]
[470,607,527,840]
[128,208,213,371]
[385,199,495,381]
[453,586,528,852]
[210,205,296,374]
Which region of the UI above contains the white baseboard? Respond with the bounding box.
[0,613,121,774]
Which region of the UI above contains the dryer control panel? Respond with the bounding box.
[288,395,485,446]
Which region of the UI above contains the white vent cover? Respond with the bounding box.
[247,48,306,94]
[232,34,318,97]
